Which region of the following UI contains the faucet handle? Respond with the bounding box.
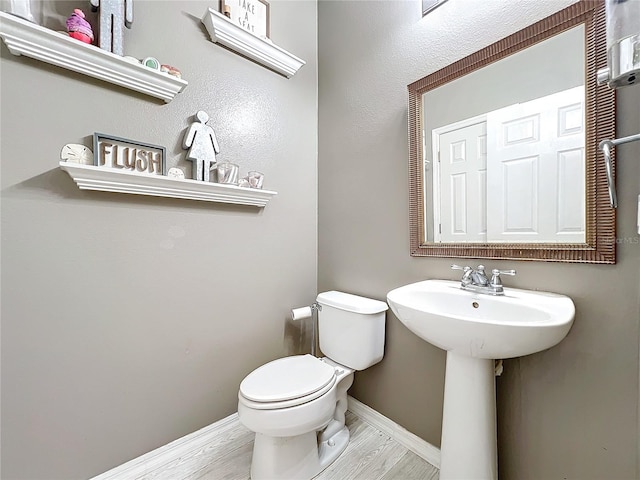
[490,268,516,287]
[491,269,516,276]
[451,265,473,285]
[451,264,471,271]
[452,264,473,285]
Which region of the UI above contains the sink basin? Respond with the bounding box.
[387,279,575,480]
[387,279,575,359]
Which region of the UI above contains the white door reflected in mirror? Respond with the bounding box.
[421,24,585,245]
[431,86,585,243]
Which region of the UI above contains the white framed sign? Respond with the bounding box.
[93,133,166,176]
[221,0,270,39]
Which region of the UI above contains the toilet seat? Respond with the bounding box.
[239,355,337,410]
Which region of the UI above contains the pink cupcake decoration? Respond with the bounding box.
[66,9,94,44]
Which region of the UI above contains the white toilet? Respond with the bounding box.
[237,291,388,480]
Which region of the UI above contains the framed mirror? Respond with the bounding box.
[408,1,616,263]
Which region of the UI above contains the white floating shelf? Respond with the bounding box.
[0,12,188,102]
[60,162,277,207]
[201,8,305,78]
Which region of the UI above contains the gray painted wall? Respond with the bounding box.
[2,1,639,479]
[318,1,640,480]
[1,1,317,478]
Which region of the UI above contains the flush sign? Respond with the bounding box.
[93,133,166,176]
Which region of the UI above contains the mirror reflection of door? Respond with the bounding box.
[432,86,584,243]
[433,117,487,243]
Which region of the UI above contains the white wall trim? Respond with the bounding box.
[90,413,239,480]
[347,395,441,469]
[91,400,440,479]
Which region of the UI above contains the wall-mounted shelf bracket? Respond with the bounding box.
[0,12,188,102]
[599,132,640,208]
[201,7,305,78]
[60,162,277,207]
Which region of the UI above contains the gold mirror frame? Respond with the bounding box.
[408,1,616,263]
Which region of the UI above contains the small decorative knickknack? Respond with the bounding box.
[60,143,93,164]
[180,110,266,189]
[182,111,220,182]
[66,9,94,44]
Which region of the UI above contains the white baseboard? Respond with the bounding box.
[90,413,239,480]
[347,395,441,469]
[91,398,441,479]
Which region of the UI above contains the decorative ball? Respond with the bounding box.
[142,57,161,70]
[167,167,185,179]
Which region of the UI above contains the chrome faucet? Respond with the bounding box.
[451,264,516,295]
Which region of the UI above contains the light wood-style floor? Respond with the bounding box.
[135,411,439,480]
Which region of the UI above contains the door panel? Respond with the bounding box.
[436,119,487,242]
[486,86,585,243]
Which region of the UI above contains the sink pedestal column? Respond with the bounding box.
[440,352,497,480]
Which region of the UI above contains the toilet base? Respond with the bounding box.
[250,425,350,480]
[318,425,349,470]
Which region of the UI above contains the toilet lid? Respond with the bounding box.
[240,354,336,403]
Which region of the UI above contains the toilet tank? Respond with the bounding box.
[316,291,388,371]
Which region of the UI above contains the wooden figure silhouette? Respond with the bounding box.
[183,111,220,182]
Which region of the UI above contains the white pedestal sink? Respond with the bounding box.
[387,279,575,480]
